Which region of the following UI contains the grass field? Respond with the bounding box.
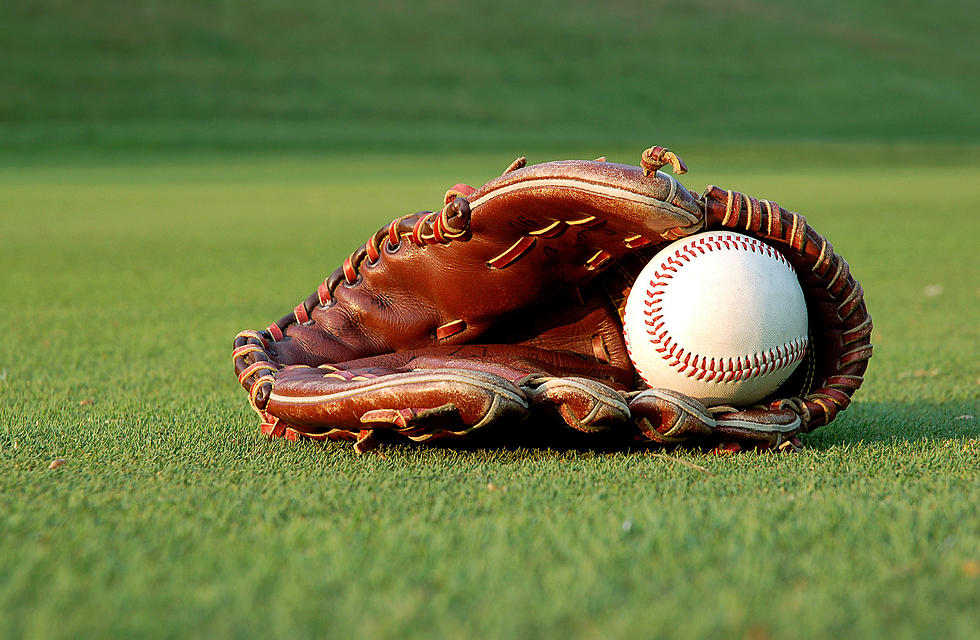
[1,144,978,638]
[3,0,979,151]
[2,0,979,637]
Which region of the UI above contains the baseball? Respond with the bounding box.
[623,230,809,407]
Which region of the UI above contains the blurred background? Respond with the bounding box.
[2,0,977,155]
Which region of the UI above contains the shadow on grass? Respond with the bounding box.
[358,400,978,455]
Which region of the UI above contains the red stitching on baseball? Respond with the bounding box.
[640,234,806,381]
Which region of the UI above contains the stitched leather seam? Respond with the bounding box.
[487,237,537,269]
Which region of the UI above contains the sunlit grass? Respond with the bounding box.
[1,146,978,638]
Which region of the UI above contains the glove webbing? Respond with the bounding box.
[703,186,873,431]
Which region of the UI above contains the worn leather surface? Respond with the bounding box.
[266,158,702,368]
[234,147,872,452]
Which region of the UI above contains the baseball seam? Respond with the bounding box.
[638,234,807,383]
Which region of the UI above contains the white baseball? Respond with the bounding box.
[623,230,809,407]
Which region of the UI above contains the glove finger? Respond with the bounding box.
[629,388,715,444]
[524,376,631,433]
[265,365,529,440]
[712,408,801,446]
[469,151,703,251]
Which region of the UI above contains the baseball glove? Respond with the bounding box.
[233,146,872,453]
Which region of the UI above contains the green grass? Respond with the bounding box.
[1,144,978,638]
[2,0,979,152]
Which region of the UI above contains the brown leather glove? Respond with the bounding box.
[234,146,872,453]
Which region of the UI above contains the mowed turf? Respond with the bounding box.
[2,0,978,151]
[1,145,978,639]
